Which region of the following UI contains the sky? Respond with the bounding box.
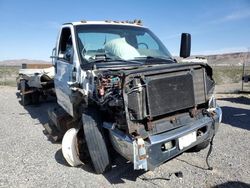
[0,0,250,61]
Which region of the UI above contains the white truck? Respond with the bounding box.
[46,20,222,174]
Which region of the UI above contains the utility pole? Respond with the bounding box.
[241,48,250,91]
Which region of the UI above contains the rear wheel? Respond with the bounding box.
[20,80,31,106]
[82,108,111,174]
[17,82,21,90]
[31,91,40,104]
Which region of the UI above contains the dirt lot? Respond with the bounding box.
[0,86,249,188]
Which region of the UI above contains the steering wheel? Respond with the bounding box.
[138,42,149,49]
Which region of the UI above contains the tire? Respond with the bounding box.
[17,82,21,90]
[82,108,111,174]
[20,80,31,106]
[31,91,40,105]
[187,139,210,152]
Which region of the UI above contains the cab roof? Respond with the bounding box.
[63,20,144,28]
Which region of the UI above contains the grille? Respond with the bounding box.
[147,73,195,117]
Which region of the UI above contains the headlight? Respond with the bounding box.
[208,95,222,123]
[208,95,217,108]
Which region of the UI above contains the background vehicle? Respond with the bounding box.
[46,20,222,174]
[17,64,55,105]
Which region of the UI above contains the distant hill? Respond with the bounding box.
[0,59,51,66]
[206,52,250,66]
[177,52,250,66]
[1,51,250,66]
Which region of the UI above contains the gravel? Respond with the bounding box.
[0,86,249,188]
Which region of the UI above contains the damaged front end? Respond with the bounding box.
[91,62,222,171]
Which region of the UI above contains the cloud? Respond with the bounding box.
[211,10,250,24]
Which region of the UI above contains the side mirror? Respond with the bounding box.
[180,33,191,58]
[50,48,56,66]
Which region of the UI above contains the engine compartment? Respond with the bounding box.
[87,63,215,136]
[90,71,126,126]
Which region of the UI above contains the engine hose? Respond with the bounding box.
[139,171,183,183]
[206,134,214,170]
[205,110,216,171]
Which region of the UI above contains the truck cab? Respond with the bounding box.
[51,20,222,174]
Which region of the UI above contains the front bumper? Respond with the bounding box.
[104,105,222,171]
[146,111,221,170]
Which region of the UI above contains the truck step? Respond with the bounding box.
[43,120,64,142]
[48,107,77,133]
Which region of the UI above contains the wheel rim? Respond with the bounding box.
[62,128,83,167]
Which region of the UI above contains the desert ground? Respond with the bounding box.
[0,86,249,188]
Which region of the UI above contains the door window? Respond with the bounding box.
[59,28,73,63]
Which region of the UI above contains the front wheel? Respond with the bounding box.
[82,108,111,174]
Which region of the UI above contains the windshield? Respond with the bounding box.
[75,24,172,63]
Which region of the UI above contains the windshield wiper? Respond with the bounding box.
[88,54,112,62]
[132,56,175,64]
[89,54,144,65]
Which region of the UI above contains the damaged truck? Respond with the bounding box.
[17,64,55,105]
[45,20,222,174]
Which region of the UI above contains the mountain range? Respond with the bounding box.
[0,52,250,66]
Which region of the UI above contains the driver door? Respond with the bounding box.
[54,26,76,117]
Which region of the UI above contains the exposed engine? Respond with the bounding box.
[88,63,215,135]
[91,71,126,126]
